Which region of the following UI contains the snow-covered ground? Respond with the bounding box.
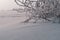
[0,10,26,27]
[0,10,60,40]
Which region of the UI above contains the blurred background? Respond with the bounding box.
[0,0,20,10]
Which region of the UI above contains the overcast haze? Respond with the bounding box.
[0,0,20,10]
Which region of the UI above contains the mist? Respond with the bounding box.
[0,0,19,10]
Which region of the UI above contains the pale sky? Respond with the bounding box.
[0,0,20,10]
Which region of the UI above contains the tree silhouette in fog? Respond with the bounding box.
[14,0,60,23]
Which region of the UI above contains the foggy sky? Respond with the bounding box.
[0,0,20,10]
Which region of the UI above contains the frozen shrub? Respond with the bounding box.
[15,0,60,23]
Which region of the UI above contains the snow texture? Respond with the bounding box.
[0,10,60,40]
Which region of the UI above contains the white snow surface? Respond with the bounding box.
[0,10,60,40]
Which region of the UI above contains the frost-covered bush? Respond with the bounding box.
[15,0,60,23]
